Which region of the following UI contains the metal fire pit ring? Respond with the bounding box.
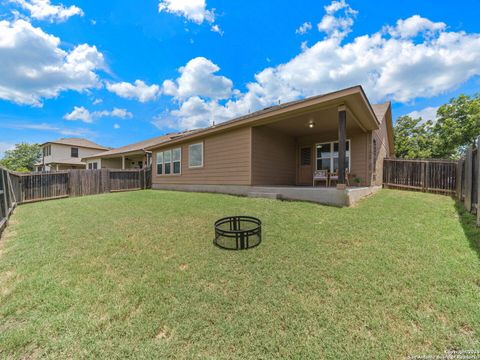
[214,216,262,250]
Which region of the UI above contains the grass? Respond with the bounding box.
[0,189,479,359]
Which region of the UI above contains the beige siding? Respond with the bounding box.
[152,127,252,185]
[251,127,296,185]
[371,115,390,186]
[41,144,105,168]
[296,129,370,186]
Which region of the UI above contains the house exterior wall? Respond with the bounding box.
[251,126,296,186]
[371,113,390,186]
[86,155,146,169]
[151,125,374,187]
[45,144,102,163]
[296,129,370,186]
[152,127,252,186]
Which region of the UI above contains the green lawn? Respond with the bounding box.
[0,190,479,359]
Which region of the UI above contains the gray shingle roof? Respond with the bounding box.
[43,138,109,150]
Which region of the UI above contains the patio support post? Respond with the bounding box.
[122,155,125,170]
[338,105,347,187]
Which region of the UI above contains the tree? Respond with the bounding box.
[394,115,434,159]
[432,94,480,158]
[0,143,41,172]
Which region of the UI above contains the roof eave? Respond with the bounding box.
[146,85,380,151]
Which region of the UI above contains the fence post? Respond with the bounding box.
[456,160,463,201]
[425,161,430,192]
[464,147,473,212]
[477,136,480,227]
[1,170,8,214]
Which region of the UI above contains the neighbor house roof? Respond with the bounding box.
[82,131,197,160]
[145,85,381,151]
[42,138,109,151]
[35,158,86,166]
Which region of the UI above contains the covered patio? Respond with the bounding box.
[250,93,382,189]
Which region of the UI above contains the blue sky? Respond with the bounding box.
[1,0,479,155]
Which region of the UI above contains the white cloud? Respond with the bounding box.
[64,106,93,123]
[161,0,480,130]
[296,22,312,35]
[162,57,233,100]
[10,0,84,23]
[99,108,133,119]
[113,123,120,129]
[317,0,357,39]
[92,98,103,105]
[158,0,221,33]
[0,19,105,106]
[106,80,160,102]
[3,122,96,137]
[406,106,439,122]
[64,107,133,123]
[324,0,349,14]
[386,15,446,39]
[210,24,223,35]
[158,0,215,24]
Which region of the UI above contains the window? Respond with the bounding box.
[71,147,79,158]
[43,145,51,157]
[188,143,203,168]
[316,140,350,172]
[300,147,311,165]
[173,148,181,173]
[156,148,181,175]
[88,162,98,170]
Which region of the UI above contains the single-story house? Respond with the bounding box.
[81,132,195,170]
[144,86,394,206]
[35,138,110,171]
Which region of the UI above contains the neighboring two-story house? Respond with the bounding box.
[34,138,109,171]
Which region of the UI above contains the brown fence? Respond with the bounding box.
[383,158,458,194]
[7,167,151,204]
[456,136,480,226]
[0,167,18,236]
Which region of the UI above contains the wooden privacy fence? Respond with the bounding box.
[456,136,480,226]
[0,167,18,236]
[383,158,458,194]
[8,167,152,204]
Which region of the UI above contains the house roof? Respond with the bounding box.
[145,85,381,151]
[35,158,86,166]
[372,102,395,156]
[371,103,390,122]
[42,138,109,151]
[82,131,197,160]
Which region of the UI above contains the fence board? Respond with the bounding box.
[473,135,480,226]
[464,148,473,212]
[0,167,19,237]
[455,137,480,226]
[383,159,457,194]
[8,167,150,204]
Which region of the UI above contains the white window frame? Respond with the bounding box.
[188,142,204,168]
[156,148,182,176]
[315,140,351,172]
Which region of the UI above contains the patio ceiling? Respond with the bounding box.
[259,106,364,137]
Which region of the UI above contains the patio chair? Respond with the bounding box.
[313,170,329,187]
[330,170,350,187]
